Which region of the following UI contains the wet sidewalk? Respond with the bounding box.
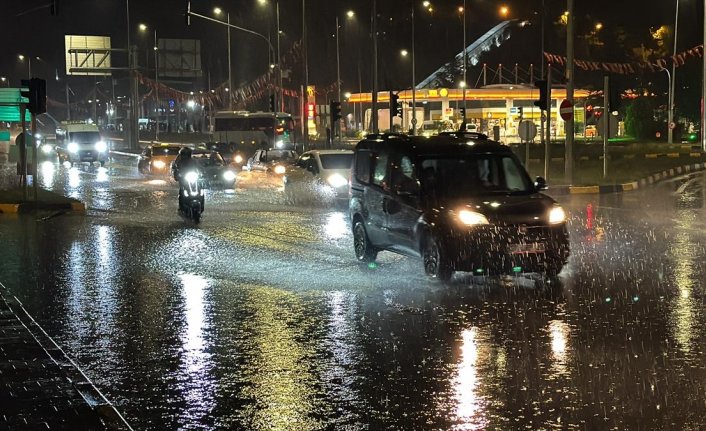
[0,288,130,430]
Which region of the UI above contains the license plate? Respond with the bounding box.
[509,243,545,254]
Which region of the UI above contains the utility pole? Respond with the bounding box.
[65,81,71,121]
[565,0,575,184]
[154,29,160,141]
[411,3,416,135]
[544,65,552,179]
[461,0,467,126]
[336,15,341,144]
[669,0,679,144]
[227,12,232,110]
[302,0,309,149]
[371,0,378,133]
[603,75,609,178]
[276,1,283,111]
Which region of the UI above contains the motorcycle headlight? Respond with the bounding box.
[458,209,489,226]
[327,173,348,188]
[68,142,79,153]
[223,170,236,182]
[273,165,286,175]
[95,141,107,152]
[549,206,566,224]
[152,160,166,169]
[234,154,243,164]
[184,171,199,183]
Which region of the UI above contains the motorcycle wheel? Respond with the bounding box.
[192,203,201,224]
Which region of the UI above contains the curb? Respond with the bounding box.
[551,162,706,195]
[0,201,87,214]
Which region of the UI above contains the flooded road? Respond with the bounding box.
[2,157,706,429]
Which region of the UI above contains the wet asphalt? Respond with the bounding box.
[1,157,706,430]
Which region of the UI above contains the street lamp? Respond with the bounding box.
[214,6,233,110]
[595,22,603,31]
[499,5,509,18]
[140,24,160,140]
[346,10,355,18]
[18,54,31,77]
[400,49,408,57]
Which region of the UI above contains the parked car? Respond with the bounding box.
[190,148,237,189]
[138,144,186,176]
[349,132,570,282]
[283,149,354,204]
[245,148,299,175]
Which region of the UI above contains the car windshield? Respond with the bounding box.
[420,155,534,198]
[266,150,294,161]
[152,147,181,156]
[319,153,353,170]
[193,152,225,166]
[68,131,101,143]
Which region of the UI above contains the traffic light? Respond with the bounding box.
[330,101,342,124]
[459,107,466,120]
[269,94,276,112]
[517,106,523,119]
[390,92,401,118]
[20,78,47,115]
[306,102,316,119]
[534,80,548,111]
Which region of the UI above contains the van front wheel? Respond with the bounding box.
[422,233,453,282]
[353,221,378,263]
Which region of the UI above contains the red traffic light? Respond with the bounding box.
[306,102,316,119]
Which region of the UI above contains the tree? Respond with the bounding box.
[624,97,658,140]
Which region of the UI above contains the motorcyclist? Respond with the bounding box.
[172,147,204,212]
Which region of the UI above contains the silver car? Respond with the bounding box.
[283,149,354,204]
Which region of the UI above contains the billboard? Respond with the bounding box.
[65,35,112,76]
[157,39,202,79]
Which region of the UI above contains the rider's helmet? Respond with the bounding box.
[178,147,192,159]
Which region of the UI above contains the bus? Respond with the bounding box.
[213,111,296,151]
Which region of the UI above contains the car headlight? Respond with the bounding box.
[275,140,284,149]
[152,160,166,169]
[549,206,566,224]
[223,170,236,182]
[184,171,199,183]
[327,173,348,188]
[458,209,489,226]
[234,154,243,164]
[41,144,52,154]
[273,165,286,175]
[95,141,107,152]
[68,142,79,153]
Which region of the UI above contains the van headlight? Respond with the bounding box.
[68,142,79,153]
[223,170,236,182]
[95,141,107,152]
[549,206,566,224]
[273,165,286,175]
[234,154,243,164]
[458,210,489,226]
[152,160,166,169]
[327,173,348,188]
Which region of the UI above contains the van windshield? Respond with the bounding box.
[420,155,534,198]
[68,131,101,143]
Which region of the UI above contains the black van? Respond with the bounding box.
[349,132,570,281]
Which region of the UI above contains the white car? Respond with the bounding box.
[282,150,354,204]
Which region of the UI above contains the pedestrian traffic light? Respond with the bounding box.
[534,80,548,111]
[330,101,342,124]
[269,94,276,112]
[390,92,401,118]
[20,78,47,115]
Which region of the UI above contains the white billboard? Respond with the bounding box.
[65,35,112,76]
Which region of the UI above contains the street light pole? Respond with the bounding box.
[336,16,342,144]
[669,0,679,144]
[411,3,416,135]
[154,29,159,141]
[565,0,575,184]
[276,1,283,111]
[371,0,378,133]
[227,12,232,110]
[462,0,467,126]
[702,0,706,151]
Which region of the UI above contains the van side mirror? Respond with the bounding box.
[535,176,548,191]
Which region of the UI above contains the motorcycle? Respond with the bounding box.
[179,170,205,223]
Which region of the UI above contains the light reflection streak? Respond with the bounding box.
[177,273,215,422]
[669,225,696,354]
[39,161,54,188]
[452,327,487,430]
[68,168,80,188]
[324,212,348,240]
[548,319,570,377]
[95,167,109,183]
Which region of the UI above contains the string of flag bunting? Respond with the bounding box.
[544,44,705,75]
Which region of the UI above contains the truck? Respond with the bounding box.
[55,121,108,166]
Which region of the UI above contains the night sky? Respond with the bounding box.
[1,0,704,105]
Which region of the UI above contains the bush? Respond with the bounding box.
[624,97,658,140]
